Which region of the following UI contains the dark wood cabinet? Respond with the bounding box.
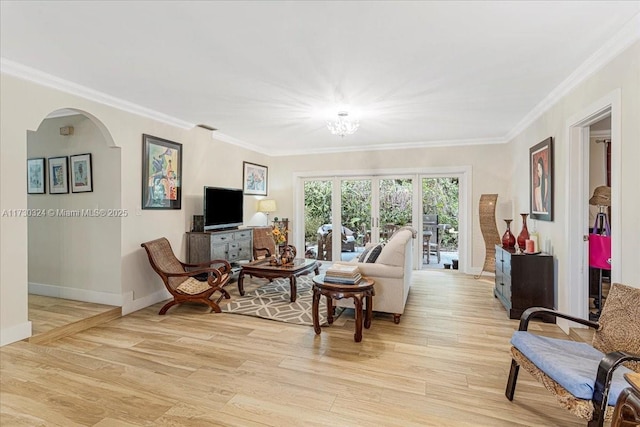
[494,245,555,322]
[187,229,253,265]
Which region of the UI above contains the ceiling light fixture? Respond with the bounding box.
[326,111,359,137]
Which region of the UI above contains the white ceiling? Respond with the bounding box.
[1,1,639,155]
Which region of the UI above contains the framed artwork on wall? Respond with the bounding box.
[70,153,93,193]
[243,161,268,196]
[142,134,182,209]
[48,156,69,194]
[27,157,46,194]
[529,137,553,221]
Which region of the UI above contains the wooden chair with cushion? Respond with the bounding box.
[506,283,640,427]
[141,237,232,314]
[252,226,276,260]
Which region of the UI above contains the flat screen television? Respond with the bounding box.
[203,186,244,231]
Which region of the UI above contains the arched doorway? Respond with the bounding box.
[27,108,122,341]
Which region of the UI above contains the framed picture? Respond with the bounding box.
[70,153,93,193]
[142,134,182,209]
[27,157,46,194]
[529,137,553,221]
[48,156,69,194]
[243,161,268,196]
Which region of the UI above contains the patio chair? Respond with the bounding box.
[505,283,640,427]
[141,237,232,314]
[316,224,356,259]
[423,214,441,264]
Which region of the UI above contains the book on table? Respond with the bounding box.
[325,264,361,284]
[325,273,362,285]
[326,264,359,276]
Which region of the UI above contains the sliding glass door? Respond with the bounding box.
[296,167,469,273]
[303,179,333,261]
[303,176,414,262]
[379,178,413,243]
[340,179,372,261]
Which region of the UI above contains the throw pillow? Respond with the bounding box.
[357,246,372,263]
[364,243,384,263]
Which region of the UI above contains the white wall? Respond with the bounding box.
[272,143,511,271]
[0,73,270,345]
[506,41,639,320]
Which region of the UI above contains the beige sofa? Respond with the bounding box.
[332,227,416,324]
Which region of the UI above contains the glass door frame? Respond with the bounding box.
[336,175,415,261]
[293,166,471,272]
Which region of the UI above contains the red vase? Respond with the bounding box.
[502,219,516,248]
[517,213,530,249]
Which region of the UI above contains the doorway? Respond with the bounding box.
[563,89,620,332]
[587,117,612,320]
[421,177,460,270]
[27,109,122,341]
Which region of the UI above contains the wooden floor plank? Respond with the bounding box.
[1,270,592,426]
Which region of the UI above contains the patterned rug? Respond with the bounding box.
[221,275,341,326]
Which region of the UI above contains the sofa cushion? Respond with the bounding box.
[511,331,632,405]
[376,229,411,266]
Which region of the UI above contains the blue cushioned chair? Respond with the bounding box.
[505,283,640,427]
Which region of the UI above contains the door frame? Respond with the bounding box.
[293,165,472,273]
[562,89,620,332]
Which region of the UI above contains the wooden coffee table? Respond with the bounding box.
[312,274,375,343]
[238,258,319,302]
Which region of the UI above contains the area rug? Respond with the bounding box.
[221,275,342,326]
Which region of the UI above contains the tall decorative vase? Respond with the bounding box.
[517,213,530,249]
[502,219,516,248]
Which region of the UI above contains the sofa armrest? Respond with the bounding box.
[334,262,403,279]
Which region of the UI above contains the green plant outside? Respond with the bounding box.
[303,178,459,250]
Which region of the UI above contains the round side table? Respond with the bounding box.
[312,274,375,343]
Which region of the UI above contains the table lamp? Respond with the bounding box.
[257,199,277,225]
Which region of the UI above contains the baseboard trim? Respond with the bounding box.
[28,282,122,306]
[1,321,32,346]
[121,289,171,316]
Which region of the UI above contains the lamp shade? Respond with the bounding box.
[589,186,611,206]
[257,199,277,213]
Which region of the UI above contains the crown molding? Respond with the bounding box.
[211,131,267,153]
[505,12,640,142]
[3,10,637,156]
[270,136,507,157]
[1,58,195,130]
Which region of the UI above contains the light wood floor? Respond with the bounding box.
[28,295,121,344]
[2,271,594,426]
